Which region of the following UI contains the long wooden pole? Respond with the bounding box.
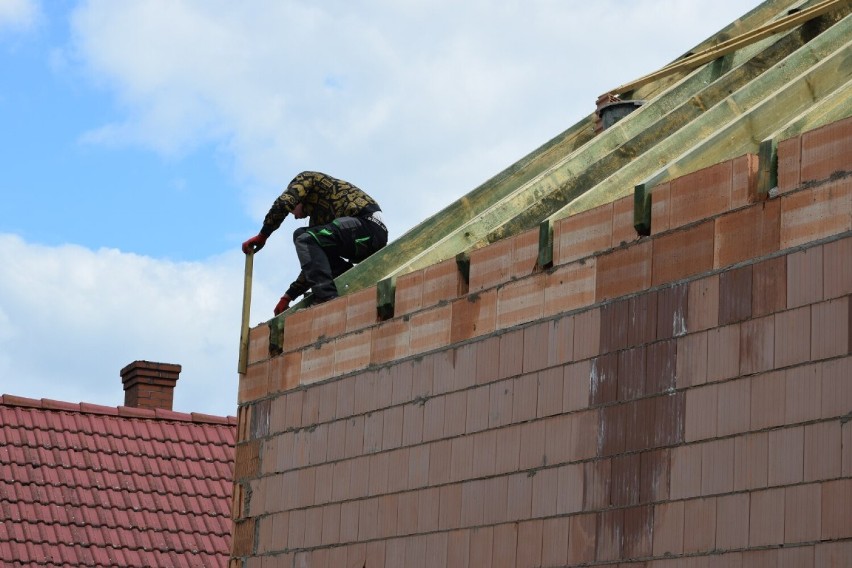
[607,0,847,96]
[238,251,254,375]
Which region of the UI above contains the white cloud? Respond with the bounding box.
[0,233,289,416]
[0,0,39,32]
[2,0,766,415]
[67,0,762,239]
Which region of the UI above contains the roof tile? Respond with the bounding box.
[0,399,235,567]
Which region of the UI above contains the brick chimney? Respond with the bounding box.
[120,361,181,411]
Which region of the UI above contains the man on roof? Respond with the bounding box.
[242,171,388,315]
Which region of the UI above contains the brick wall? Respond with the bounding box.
[231,116,852,567]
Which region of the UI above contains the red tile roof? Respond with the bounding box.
[0,395,237,568]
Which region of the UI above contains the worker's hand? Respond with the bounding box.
[274,294,292,316]
[242,234,267,254]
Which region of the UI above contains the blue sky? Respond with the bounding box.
[0,0,763,416]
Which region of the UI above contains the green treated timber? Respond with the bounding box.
[329,0,805,297]
[537,220,554,269]
[481,9,824,244]
[376,276,396,320]
[393,25,790,273]
[634,185,652,236]
[759,78,852,194]
[549,14,852,222]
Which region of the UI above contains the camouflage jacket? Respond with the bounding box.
[260,171,382,300]
[260,171,380,238]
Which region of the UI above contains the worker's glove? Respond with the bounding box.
[242,234,267,254]
[274,294,292,316]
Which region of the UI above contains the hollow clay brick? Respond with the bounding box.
[669,160,733,229]
[714,199,780,269]
[598,240,653,300]
[555,202,613,266]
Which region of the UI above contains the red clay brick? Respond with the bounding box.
[333,329,372,377]
[815,541,852,567]
[239,361,270,404]
[492,523,518,568]
[623,505,653,560]
[717,378,751,437]
[751,370,786,430]
[409,303,452,355]
[657,284,689,339]
[612,194,639,247]
[460,480,485,527]
[734,432,769,491]
[785,363,822,424]
[248,324,271,366]
[714,199,780,269]
[569,409,600,462]
[804,420,841,482]
[740,315,775,376]
[269,350,301,394]
[554,202,613,265]
[395,269,424,316]
[775,306,812,368]
[563,359,591,411]
[595,507,623,562]
[544,258,596,316]
[425,532,448,567]
[540,517,569,567]
[824,236,852,299]
[573,307,601,360]
[753,255,787,317]
[567,513,598,565]
[669,160,733,228]
[785,485,822,544]
[812,296,850,360]
[653,221,715,287]
[767,426,804,486]
[676,331,708,388]
[628,290,658,347]
[611,453,641,507]
[683,496,717,553]
[670,443,702,500]
[651,181,672,236]
[597,240,653,300]
[781,177,852,249]
[518,420,547,470]
[482,476,508,525]
[716,493,750,551]
[438,484,461,531]
[701,438,734,495]
[685,384,718,441]
[821,356,852,419]
[469,526,494,568]
[300,341,335,385]
[468,238,513,293]
[496,272,546,329]
[531,467,559,517]
[719,265,753,326]
[639,449,671,504]
[800,116,852,184]
[281,308,313,352]
[750,487,785,547]
[466,387,491,435]
[450,289,497,343]
[450,435,474,482]
[544,414,572,467]
[600,299,629,353]
[787,245,824,308]
[652,501,684,556]
[446,529,470,567]
[556,462,584,515]
[821,478,852,539]
[345,286,377,332]
[777,134,802,193]
[370,317,410,365]
[512,228,541,280]
[422,257,467,308]
[732,153,760,208]
[583,458,611,510]
[687,275,719,332]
